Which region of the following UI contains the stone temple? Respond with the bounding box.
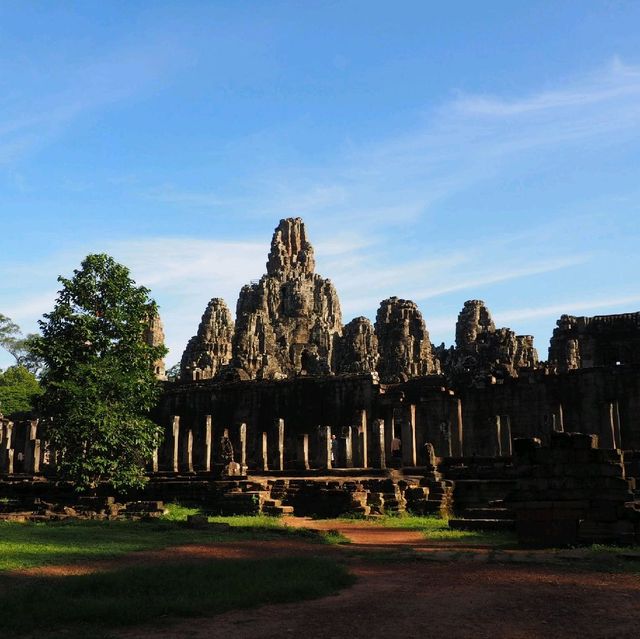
[2,216,640,546]
[179,217,439,382]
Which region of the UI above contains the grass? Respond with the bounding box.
[339,514,517,547]
[0,504,357,635]
[0,557,355,636]
[0,505,333,573]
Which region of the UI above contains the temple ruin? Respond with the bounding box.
[1,216,639,545]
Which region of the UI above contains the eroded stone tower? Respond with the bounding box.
[232,218,343,379]
[438,299,538,382]
[180,217,445,383]
[375,297,439,382]
[181,298,234,381]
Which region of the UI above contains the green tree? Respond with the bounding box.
[165,363,181,381]
[0,314,45,375]
[36,254,167,491]
[0,365,42,416]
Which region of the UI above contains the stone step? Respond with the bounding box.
[448,518,515,532]
[461,507,513,520]
[263,505,294,516]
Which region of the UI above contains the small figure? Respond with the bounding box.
[391,435,402,460]
[331,434,338,464]
[219,430,234,466]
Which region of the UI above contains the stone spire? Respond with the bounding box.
[456,300,496,349]
[233,218,342,379]
[336,316,379,374]
[375,297,438,382]
[144,312,167,380]
[439,300,538,382]
[180,298,234,381]
[266,217,316,278]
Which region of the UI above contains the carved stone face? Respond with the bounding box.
[282,280,308,317]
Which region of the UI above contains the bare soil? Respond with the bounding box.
[10,518,640,639]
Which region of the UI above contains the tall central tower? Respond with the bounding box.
[232,218,343,379]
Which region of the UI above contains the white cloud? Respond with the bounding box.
[495,294,640,324]
[3,58,640,368]
[453,58,640,117]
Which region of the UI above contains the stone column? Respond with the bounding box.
[151,448,159,473]
[372,419,386,469]
[614,401,622,450]
[318,425,332,470]
[32,440,41,474]
[185,429,193,473]
[608,402,622,450]
[4,449,14,475]
[552,404,565,432]
[452,398,464,456]
[178,424,193,473]
[171,416,180,473]
[24,420,39,475]
[276,418,285,471]
[239,423,247,473]
[204,415,213,472]
[494,415,502,456]
[359,410,369,468]
[337,428,353,468]
[260,432,269,471]
[1,418,14,474]
[296,434,310,470]
[1,421,14,474]
[401,404,417,467]
[500,415,512,456]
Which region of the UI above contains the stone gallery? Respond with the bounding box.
[2,217,639,546]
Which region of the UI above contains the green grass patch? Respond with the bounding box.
[0,513,325,573]
[0,557,355,636]
[319,528,351,545]
[339,514,516,547]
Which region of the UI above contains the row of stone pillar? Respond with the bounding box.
[159,406,443,473]
[0,419,43,475]
[548,401,622,450]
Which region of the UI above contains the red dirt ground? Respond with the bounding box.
[10,518,640,639]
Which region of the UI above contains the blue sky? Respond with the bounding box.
[1,1,639,369]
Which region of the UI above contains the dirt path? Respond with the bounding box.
[114,518,640,639]
[117,561,640,639]
[7,518,640,639]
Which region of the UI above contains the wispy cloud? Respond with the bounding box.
[144,58,640,236]
[2,58,640,368]
[0,39,189,164]
[495,294,640,324]
[454,57,640,117]
[333,248,590,318]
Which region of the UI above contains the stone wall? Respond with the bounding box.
[549,312,640,371]
[458,366,640,456]
[508,432,640,546]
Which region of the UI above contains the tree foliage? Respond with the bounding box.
[0,365,42,416]
[165,363,181,381]
[35,254,167,491]
[0,314,45,376]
